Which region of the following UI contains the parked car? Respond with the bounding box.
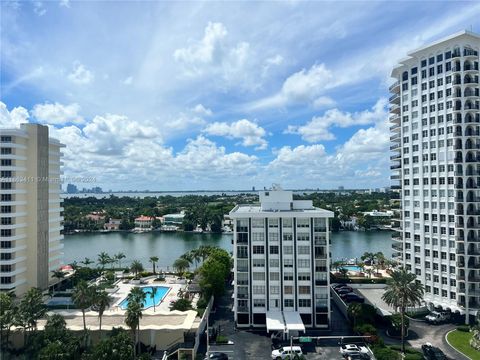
[271,346,303,359]
[341,293,365,303]
[425,311,450,324]
[333,284,349,289]
[421,343,446,360]
[337,288,354,295]
[339,344,369,356]
[346,353,370,360]
[204,352,228,360]
[335,286,353,292]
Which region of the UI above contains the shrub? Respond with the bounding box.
[386,313,410,336]
[216,335,228,344]
[372,346,400,360]
[404,353,423,360]
[139,271,153,278]
[196,296,209,309]
[457,325,470,332]
[355,323,378,336]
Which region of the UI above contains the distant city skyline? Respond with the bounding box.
[1,1,479,190]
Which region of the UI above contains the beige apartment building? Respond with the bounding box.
[0,123,64,296]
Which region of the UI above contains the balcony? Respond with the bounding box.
[389,93,400,104]
[389,81,400,93]
[392,243,403,251]
[390,124,401,132]
[464,49,479,58]
[390,104,401,114]
[390,164,401,170]
[391,174,401,180]
[390,114,400,123]
[390,144,400,151]
[390,133,401,142]
[452,51,461,58]
[464,78,480,85]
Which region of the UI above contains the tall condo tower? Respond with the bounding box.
[230,186,333,332]
[390,31,480,322]
[0,123,64,296]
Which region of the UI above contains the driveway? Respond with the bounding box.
[381,319,469,360]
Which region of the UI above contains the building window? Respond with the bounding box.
[253,246,264,254]
[299,299,311,307]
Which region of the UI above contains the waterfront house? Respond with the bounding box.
[163,212,185,226]
[104,218,121,231]
[134,215,155,230]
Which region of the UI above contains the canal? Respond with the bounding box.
[63,230,393,269]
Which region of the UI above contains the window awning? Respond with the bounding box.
[283,311,305,333]
[266,311,285,332]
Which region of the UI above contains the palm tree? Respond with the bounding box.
[130,260,144,278]
[127,287,146,307]
[360,251,375,265]
[81,257,94,267]
[347,302,363,329]
[93,290,111,336]
[125,301,142,357]
[149,256,159,275]
[72,281,93,342]
[51,269,66,294]
[115,252,126,269]
[97,252,111,271]
[339,268,348,280]
[147,287,158,312]
[382,267,424,353]
[332,260,342,272]
[173,257,190,275]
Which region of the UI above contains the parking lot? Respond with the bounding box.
[205,284,367,359]
[208,338,360,360]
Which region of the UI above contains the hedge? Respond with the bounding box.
[457,325,470,332]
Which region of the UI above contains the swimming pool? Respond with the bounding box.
[341,265,363,272]
[119,286,170,310]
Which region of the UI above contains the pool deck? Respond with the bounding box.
[112,283,181,313]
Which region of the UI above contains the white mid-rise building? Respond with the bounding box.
[0,123,65,296]
[390,30,480,322]
[229,186,334,332]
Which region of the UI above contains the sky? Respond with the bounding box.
[1,1,479,191]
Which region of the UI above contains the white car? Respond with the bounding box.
[271,346,303,359]
[339,344,368,356]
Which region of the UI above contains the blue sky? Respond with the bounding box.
[1,1,479,190]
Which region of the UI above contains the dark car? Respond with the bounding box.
[421,343,446,360]
[342,293,365,303]
[205,352,228,360]
[337,288,354,295]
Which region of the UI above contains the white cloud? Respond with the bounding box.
[192,104,212,116]
[172,22,254,89]
[32,102,84,125]
[203,119,268,150]
[270,144,327,167]
[313,96,335,109]
[122,76,133,85]
[286,98,387,142]
[68,62,94,85]
[265,55,284,66]
[0,102,29,128]
[59,0,70,8]
[33,1,46,16]
[249,63,334,110]
[174,22,228,65]
[164,113,206,132]
[82,113,161,155]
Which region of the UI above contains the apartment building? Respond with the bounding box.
[229,187,334,332]
[0,123,64,296]
[390,31,480,322]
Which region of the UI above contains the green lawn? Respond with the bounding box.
[447,330,480,360]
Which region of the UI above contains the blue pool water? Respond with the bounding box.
[341,265,363,272]
[119,286,170,309]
